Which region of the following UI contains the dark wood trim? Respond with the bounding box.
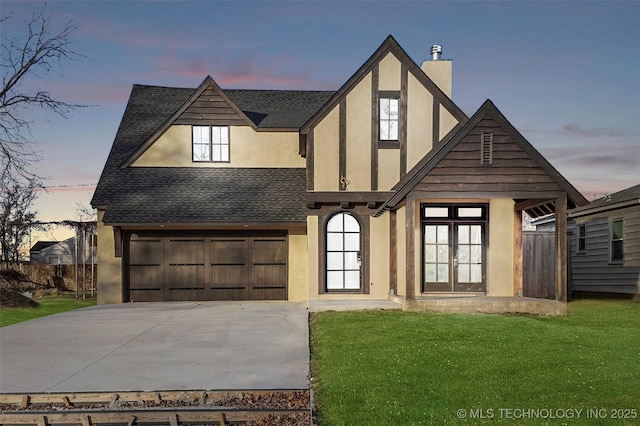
[514,198,556,212]
[318,211,370,295]
[406,190,568,200]
[405,199,415,299]
[309,204,385,216]
[307,191,393,204]
[390,210,397,295]
[555,195,568,302]
[298,133,307,158]
[299,35,468,135]
[378,141,400,149]
[307,129,314,190]
[113,227,122,258]
[378,90,400,98]
[400,64,408,176]
[339,100,347,191]
[514,210,523,296]
[432,97,440,145]
[371,64,379,191]
[111,222,307,230]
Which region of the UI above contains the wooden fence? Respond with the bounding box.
[522,231,556,299]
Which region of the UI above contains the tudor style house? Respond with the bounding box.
[92,36,587,308]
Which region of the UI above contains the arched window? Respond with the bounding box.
[326,212,362,291]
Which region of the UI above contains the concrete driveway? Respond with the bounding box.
[0,301,309,393]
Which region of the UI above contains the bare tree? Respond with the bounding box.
[0,169,41,267]
[0,5,87,267]
[1,5,86,182]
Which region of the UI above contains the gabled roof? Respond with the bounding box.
[300,35,468,134]
[30,241,58,252]
[91,82,332,220]
[121,76,334,168]
[569,183,640,218]
[374,99,588,217]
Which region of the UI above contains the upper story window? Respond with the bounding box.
[192,125,229,162]
[379,97,399,141]
[611,219,623,263]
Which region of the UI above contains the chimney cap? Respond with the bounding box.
[431,44,442,60]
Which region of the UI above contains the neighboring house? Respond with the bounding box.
[567,185,640,296]
[91,36,587,306]
[30,238,76,265]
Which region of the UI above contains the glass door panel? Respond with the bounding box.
[424,224,451,291]
[454,224,484,292]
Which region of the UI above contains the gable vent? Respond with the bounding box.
[481,132,493,165]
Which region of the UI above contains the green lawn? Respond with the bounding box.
[310,300,640,425]
[0,293,97,327]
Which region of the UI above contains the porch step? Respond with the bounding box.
[407,296,567,316]
[308,299,403,312]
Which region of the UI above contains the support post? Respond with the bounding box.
[405,199,415,300]
[555,195,568,302]
[514,209,523,296]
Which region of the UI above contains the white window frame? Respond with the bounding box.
[192,125,230,162]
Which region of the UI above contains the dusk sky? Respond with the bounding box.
[2,0,639,242]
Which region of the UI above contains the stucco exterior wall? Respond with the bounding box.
[369,215,390,298]
[406,74,433,171]
[439,106,459,141]
[132,125,304,168]
[421,60,452,97]
[378,52,401,90]
[287,229,309,302]
[346,74,372,191]
[378,149,400,191]
[96,210,123,304]
[488,198,515,296]
[313,107,340,191]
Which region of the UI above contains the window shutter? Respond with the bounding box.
[481,132,493,165]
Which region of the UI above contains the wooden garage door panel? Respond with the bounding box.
[166,239,206,301]
[210,239,249,300]
[249,238,287,300]
[128,236,163,302]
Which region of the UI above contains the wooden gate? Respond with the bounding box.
[522,231,556,299]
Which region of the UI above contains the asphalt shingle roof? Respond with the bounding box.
[569,183,640,216]
[92,83,333,224]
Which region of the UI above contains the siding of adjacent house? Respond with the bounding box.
[30,239,78,265]
[570,204,640,294]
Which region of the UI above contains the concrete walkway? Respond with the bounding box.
[0,301,309,393]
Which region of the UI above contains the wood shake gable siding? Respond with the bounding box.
[174,87,248,126]
[415,115,563,195]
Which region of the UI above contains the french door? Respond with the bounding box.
[422,205,487,293]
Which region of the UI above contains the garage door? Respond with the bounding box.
[127,233,287,302]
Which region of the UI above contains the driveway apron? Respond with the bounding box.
[0,301,309,393]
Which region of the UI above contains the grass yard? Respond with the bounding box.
[310,300,640,425]
[0,293,97,327]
